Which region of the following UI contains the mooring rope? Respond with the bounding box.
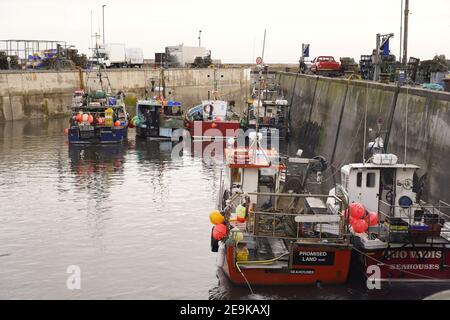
[235,253,290,295]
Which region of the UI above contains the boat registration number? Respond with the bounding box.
[293,250,335,266]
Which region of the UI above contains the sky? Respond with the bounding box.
[1,0,449,63]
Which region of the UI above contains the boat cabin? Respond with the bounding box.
[340,154,419,218]
[135,100,163,138]
[223,143,283,207]
[246,87,289,138]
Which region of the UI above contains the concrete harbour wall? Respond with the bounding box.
[0,68,251,121]
[278,73,450,205]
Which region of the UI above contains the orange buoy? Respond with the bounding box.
[349,202,366,220]
[213,224,227,241]
[211,122,218,129]
[114,120,121,127]
[88,115,94,124]
[353,219,369,234]
[368,212,379,227]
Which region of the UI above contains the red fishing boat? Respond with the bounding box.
[328,146,450,282]
[209,135,352,286]
[184,99,241,140]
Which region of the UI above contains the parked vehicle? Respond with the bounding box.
[126,48,144,68]
[310,56,341,77]
[165,45,207,68]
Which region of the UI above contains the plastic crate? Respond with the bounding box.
[384,217,409,232]
[388,231,409,243]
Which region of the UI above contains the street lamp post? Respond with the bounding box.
[198,30,202,48]
[102,5,106,45]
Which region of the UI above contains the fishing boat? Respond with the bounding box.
[209,134,352,286]
[67,47,128,145]
[133,68,184,141]
[327,139,450,282]
[184,68,241,140]
[243,81,289,140]
[134,98,184,141]
[68,89,128,145]
[184,98,241,140]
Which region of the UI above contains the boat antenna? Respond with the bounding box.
[90,11,93,52]
[404,76,409,164]
[255,29,267,136]
[363,81,369,162]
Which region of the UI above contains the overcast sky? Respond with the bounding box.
[1,0,449,63]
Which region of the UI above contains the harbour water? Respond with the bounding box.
[1,119,449,300]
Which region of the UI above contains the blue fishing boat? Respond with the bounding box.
[68,90,129,145]
[68,49,129,145]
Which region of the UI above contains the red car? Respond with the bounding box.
[310,56,341,77]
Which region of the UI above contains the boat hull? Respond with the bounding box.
[355,246,450,282]
[186,120,241,140]
[222,243,352,286]
[68,126,128,144]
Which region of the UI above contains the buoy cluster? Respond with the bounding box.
[72,112,127,127]
[343,202,379,234]
[209,205,247,242]
[210,210,227,241]
[73,112,94,124]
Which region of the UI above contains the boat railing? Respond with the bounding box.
[231,192,349,243]
[375,200,450,245]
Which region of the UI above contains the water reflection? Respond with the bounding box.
[134,138,174,164]
[69,145,127,184]
[1,120,449,300]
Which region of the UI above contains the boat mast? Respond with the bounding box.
[86,33,112,96]
[255,29,266,136]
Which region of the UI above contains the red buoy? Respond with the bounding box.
[349,203,366,220]
[213,224,227,241]
[353,219,369,234]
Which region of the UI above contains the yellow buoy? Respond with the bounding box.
[209,210,224,225]
[104,108,114,127]
[236,244,249,262]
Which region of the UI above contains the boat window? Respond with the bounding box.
[367,172,376,188]
[357,172,362,187]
